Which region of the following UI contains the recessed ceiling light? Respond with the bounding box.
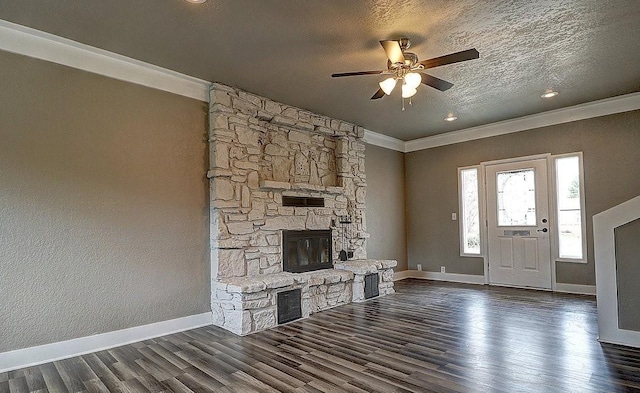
[444,114,457,122]
[541,89,559,98]
[185,0,207,3]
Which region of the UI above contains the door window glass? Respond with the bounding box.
[497,169,536,226]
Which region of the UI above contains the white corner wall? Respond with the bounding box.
[593,195,640,348]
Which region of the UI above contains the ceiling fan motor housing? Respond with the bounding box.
[399,37,411,51]
[388,52,420,78]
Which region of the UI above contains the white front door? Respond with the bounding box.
[486,158,552,289]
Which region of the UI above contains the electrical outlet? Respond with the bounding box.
[440,266,446,273]
[416,264,422,271]
[452,212,457,220]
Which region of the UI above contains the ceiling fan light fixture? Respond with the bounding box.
[401,84,417,98]
[379,77,397,95]
[404,72,422,90]
[444,113,458,121]
[541,89,558,98]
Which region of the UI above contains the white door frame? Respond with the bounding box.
[480,153,557,290]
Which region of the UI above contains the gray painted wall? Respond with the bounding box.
[365,144,408,271]
[0,51,210,352]
[1,45,637,353]
[615,218,640,331]
[405,110,640,285]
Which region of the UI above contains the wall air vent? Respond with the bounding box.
[282,196,325,207]
[364,273,380,299]
[277,289,302,324]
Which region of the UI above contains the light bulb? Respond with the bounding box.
[404,72,422,90]
[401,83,417,98]
[379,78,397,95]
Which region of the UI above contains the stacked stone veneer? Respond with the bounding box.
[208,83,394,335]
[334,259,397,301]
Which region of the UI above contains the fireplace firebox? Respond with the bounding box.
[282,230,332,273]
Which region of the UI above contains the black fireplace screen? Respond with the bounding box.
[282,230,332,273]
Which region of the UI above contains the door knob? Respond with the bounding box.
[537,228,548,233]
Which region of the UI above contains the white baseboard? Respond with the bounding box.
[396,270,596,294]
[554,283,597,295]
[399,270,486,285]
[393,270,413,281]
[598,332,640,349]
[0,312,212,373]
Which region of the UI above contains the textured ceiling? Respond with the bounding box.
[1,0,639,141]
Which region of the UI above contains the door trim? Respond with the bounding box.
[480,154,555,289]
[481,153,551,166]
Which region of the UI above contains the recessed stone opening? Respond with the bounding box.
[277,288,302,324]
[282,196,325,207]
[364,273,379,299]
[283,230,332,273]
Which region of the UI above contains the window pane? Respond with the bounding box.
[461,169,480,254]
[497,169,536,226]
[556,156,583,259]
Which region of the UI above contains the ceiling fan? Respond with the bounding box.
[332,38,479,102]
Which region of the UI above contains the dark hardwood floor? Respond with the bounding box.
[3,279,640,393]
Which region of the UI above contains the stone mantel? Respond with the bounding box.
[257,179,346,194]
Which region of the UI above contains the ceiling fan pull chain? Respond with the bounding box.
[402,98,405,111]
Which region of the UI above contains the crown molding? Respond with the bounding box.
[361,92,640,153]
[405,92,640,152]
[0,19,211,102]
[2,19,638,148]
[363,129,405,152]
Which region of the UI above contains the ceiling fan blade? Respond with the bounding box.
[380,40,405,64]
[371,88,386,100]
[331,70,384,77]
[419,48,479,69]
[420,73,454,91]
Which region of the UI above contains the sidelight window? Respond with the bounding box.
[553,153,587,262]
[458,166,483,256]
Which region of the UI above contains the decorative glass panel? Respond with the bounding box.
[320,238,330,263]
[556,156,583,259]
[497,169,536,226]
[298,239,310,266]
[287,241,298,268]
[461,168,481,254]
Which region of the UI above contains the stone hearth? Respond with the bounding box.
[208,83,395,335]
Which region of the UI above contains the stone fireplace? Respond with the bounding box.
[208,83,395,335]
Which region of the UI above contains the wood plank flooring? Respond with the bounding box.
[3,279,640,392]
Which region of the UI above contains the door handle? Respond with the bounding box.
[537,228,548,233]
